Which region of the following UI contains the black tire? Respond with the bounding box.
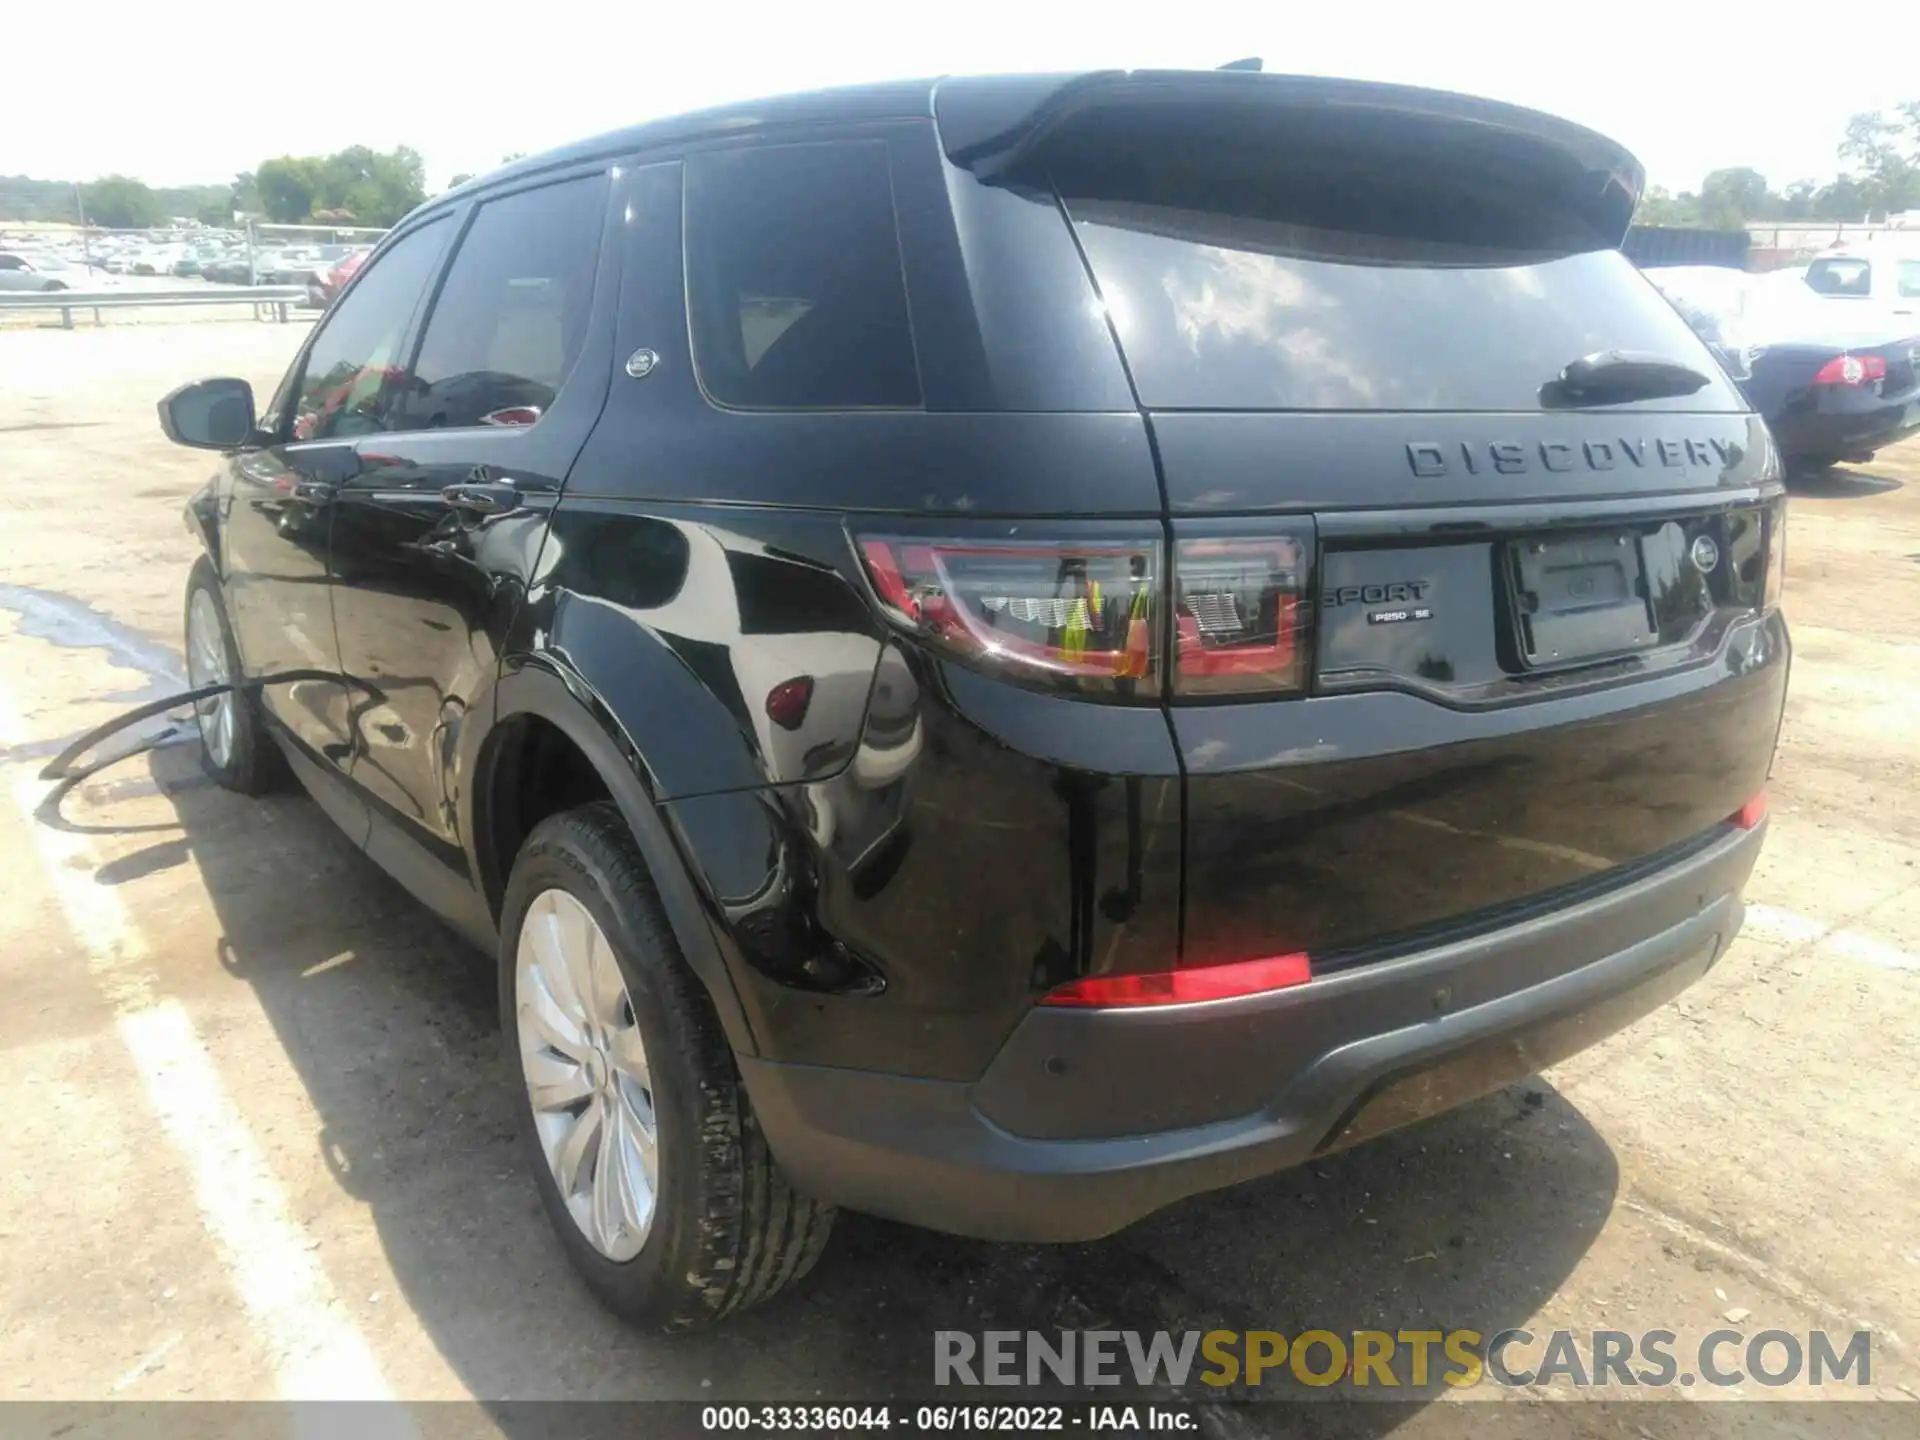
[500,801,834,1330]
[183,556,289,795]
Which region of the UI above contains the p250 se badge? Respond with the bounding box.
[1323,581,1436,625]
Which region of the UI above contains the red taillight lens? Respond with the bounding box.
[855,533,1160,698]
[1042,951,1312,1007]
[1811,353,1886,387]
[1733,791,1767,829]
[765,676,814,731]
[1172,535,1313,697]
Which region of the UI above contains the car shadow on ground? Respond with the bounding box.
[126,738,1620,1424]
[1787,465,1904,497]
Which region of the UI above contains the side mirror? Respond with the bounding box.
[158,377,256,450]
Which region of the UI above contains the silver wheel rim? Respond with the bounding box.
[515,888,659,1261]
[186,588,236,768]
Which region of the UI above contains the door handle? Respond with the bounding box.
[440,480,521,514]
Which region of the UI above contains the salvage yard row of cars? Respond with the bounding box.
[0,229,377,306]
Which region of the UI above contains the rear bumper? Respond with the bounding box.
[741,820,1763,1241]
[1773,395,1920,460]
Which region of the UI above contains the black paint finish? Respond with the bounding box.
[661,646,1183,1082]
[1175,611,1786,969]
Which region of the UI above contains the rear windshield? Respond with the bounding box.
[1806,257,1872,297]
[1063,200,1744,413]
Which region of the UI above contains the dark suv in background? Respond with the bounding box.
[160,68,1788,1330]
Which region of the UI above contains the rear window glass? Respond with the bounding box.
[1066,200,1742,412]
[1806,257,1872,297]
[685,142,920,410]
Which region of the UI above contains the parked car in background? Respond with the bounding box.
[255,248,326,285]
[0,252,99,291]
[126,246,181,276]
[201,254,253,285]
[1646,262,1920,476]
[1804,242,1920,315]
[1641,265,1756,381]
[305,246,371,308]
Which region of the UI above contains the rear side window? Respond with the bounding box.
[289,217,447,441]
[1899,260,1920,299]
[1806,257,1872,297]
[1065,200,1742,413]
[685,142,920,409]
[392,173,607,431]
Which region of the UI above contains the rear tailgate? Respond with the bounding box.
[1038,74,1789,966]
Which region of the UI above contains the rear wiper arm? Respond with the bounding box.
[1539,350,1712,408]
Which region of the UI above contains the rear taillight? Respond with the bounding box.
[856,533,1160,698]
[1811,353,1886,387]
[1172,535,1313,697]
[854,525,1317,701]
[1734,791,1767,829]
[1042,951,1311,1007]
[1764,499,1786,610]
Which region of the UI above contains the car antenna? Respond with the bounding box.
[1216,57,1263,71]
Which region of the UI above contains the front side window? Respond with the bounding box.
[1898,260,1920,299]
[389,173,608,432]
[288,218,447,441]
[685,141,920,409]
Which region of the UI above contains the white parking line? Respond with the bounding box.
[0,685,397,1405]
[1745,902,1920,971]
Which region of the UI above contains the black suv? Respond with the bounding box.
[160,69,1788,1330]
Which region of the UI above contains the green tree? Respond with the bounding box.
[1835,108,1920,219]
[308,144,426,226]
[256,156,319,222]
[1778,179,1818,220]
[1636,185,1701,227]
[447,173,475,190]
[82,174,162,229]
[1697,167,1770,228]
[1814,174,1873,222]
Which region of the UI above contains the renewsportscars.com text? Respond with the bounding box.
[934,1328,1873,1391]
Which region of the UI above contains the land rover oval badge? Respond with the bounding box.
[1690,533,1720,574]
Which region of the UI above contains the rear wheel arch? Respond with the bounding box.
[478,659,760,1058]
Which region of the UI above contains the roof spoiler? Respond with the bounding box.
[933,70,1646,246]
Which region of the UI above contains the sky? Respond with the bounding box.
[5,0,1908,197]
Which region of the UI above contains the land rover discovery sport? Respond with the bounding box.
[160,68,1788,1329]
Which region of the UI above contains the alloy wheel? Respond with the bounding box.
[185,588,236,769]
[515,888,660,1261]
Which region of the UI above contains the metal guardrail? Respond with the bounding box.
[0,286,310,329]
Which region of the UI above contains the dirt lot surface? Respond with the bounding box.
[2,320,1917,1435]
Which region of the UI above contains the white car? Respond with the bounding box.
[1803,243,1920,319]
[0,252,102,292]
